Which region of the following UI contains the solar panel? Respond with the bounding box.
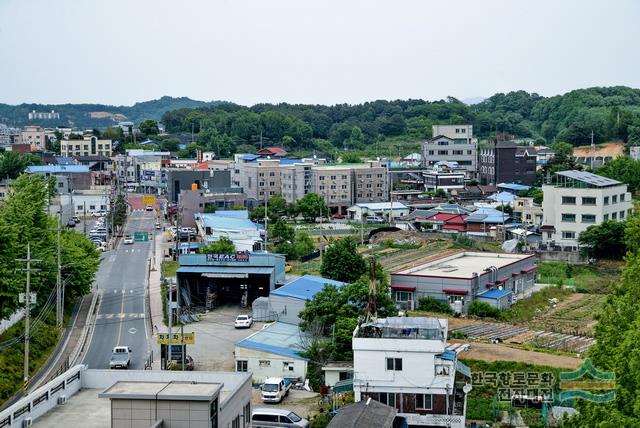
[556,170,621,187]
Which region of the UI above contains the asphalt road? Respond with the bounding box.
[82,210,156,369]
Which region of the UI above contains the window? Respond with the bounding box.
[604,196,609,205]
[582,214,596,223]
[231,415,240,428]
[438,150,448,155]
[438,140,449,146]
[330,185,336,190]
[612,195,618,204]
[386,358,402,371]
[620,194,625,202]
[562,196,576,205]
[259,182,265,187]
[620,211,625,219]
[330,175,336,180]
[319,176,325,181]
[582,197,596,205]
[435,365,450,376]
[467,150,473,155]
[395,291,411,302]
[253,414,279,422]
[259,360,271,368]
[259,172,264,177]
[342,175,347,179]
[319,185,325,190]
[612,212,618,220]
[269,182,275,186]
[428,150,434,155]
[416,394,433,410]
[561,213,576,222]
[378,392,396,407]
[453,150,463,155]
[562,231,575,239]
[269,172,275,177]
[604,214,609,221]
[236,360,248,372]
[89,205,96,210]
[546,232,553,239]
[283,361,295,372]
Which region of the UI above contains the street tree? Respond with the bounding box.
[200,237,236,254]
[294,193,329,220]
[320,237,366,282]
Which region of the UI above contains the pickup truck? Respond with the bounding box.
[261,377,291,403]
[109,346,132,369]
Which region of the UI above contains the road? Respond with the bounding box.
[82,209,156,369]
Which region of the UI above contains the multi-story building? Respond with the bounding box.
[236,158,283,203]
[280,158,325,204]
[540,170,633,249]
[422,163,466,193]
[20,125,47,151]
[28,110,60,120]
[166,169,240,204]
[353,316,471,428]
[0,124,20,147]
[478,139,537,186]
[61,135,112,158]
[513,197,542,227]
[114,149,171,186]
[422,125,477,177]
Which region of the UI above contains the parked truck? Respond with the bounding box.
[261,377,291,403]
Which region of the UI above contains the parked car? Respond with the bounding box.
[261,377,291,403]
[92,210,107,217]
[251,408,309,427]
[365,216,385,224]
[234,314,253,329]
[168,355,194,371]
[155,222,161,230]
[71,215,80,223]
[331,214,346,220]
[66,219,76,227]
[146,204,154,211]
[109,346,131,369]
[123,234,134,245]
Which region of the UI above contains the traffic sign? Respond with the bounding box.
[134,232,149,242]
[143,195,156,205]
[157,332,195,345]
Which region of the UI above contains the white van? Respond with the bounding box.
[251,408,309,428]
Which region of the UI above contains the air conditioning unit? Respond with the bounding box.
[23,418,33,427]
[57,395,67,405]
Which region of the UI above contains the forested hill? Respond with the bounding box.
[0,96,222,129]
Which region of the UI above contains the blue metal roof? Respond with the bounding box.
[176,266,274,275]
[26,165,89,174]
[456,360,472,378]
[497,183,531,191]
[198,213,259,231]
[478,289,513,299]
[54,157,78,166]
[213,210,249,219]
[465,207,509,224]
[272,275,347,300]
[177,243,205,251]
[488,192,515,203]
[436,349,457,361]
[236,322,308,360]
[278,159,301,165]
[240,154,260,161]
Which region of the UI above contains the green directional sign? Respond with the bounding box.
[134,232,148,242]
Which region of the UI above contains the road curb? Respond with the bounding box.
[69,290,100,367]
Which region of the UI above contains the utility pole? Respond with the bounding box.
[365,257,377,322]
[56,209,63,328]
[167,279,173,365]
[16,243,41,389]
[83,202,87,235]
[263,191,268,252]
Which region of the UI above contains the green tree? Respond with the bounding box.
[467,301,500,318]
[292,231,314,258]
[320,237,366,283]
[0,151,42,180]
[340,152,362,163]
[199,237,236,254]
[269,218,294,243]
[417,297,453,315]
[596,156,640,193]
[295,193,329,221]
[578,220,627,259]
[197,128,237,157]
[139,119,160,137]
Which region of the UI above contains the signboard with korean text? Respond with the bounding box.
[157,332,195,345]
[206,253,250,263]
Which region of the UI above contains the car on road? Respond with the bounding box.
[66,219,76,227]
[155,221,161,230]
[146,204,154,211]
[234,314,253,329]
[251,408,309,427]
[71,215,80,223]
[123,234,134,245]
[109,346,131,369]
[92,210,107,217]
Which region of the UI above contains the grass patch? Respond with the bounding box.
[499,286,572,322]
[537,261,622,293]
[162,260,179,278]
[466,397,495,421]
[520,407,545,428]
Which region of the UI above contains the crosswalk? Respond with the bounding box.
[122,249,143,253]
[96,312,146,320]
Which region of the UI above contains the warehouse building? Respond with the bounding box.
[391,251,535,312]
[177,252,286,309]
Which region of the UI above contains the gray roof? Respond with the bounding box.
[556,170,621,187]
[328,399,397,428]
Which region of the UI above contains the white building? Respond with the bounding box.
[541,170,633,249]
[422,125,477,177]
[235,322,308,383]
[194,212,262,252]
[353,317,471,428]
[21,125,47,151]
[61,135,112,157]
[72,190,110,215]
[347,202,409,221]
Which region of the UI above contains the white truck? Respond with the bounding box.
[109,346,132,369]
[261,377,291,403]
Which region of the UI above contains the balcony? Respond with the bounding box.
[401,413,465,428]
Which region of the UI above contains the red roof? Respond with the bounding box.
[443,224,466,231]
[256,147,287,155]
[391,285,416,292]
[195,162,209,170]
[521,265,537,274]
[425,213,468,225]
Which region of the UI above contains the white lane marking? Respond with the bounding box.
[128,328,137,334]
[106,314,114,319]
[130,290,134,294]
[117,313,125,319]
[122,289,126,294]
[113,290,117,294]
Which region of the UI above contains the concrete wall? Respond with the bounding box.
[268,295,306,325]
[234,347,307,384]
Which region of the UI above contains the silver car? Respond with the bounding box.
[251,408,309,428]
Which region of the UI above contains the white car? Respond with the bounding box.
[123,235,134,245]
[234,314,253,329]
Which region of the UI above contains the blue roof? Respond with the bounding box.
[278,159,302,165]
[176,266,274,275]
[436,349,457,361]
[478,289,513,299]
[240,154,260,161]
[465,207,510,224]
[488,191,516,203]
[236,322,308,360]
[26,165,89,174]
[54,157,78,166]
[497,183,531,191]
[272,275,347,300]
[177,243,205,251]
[214,210,249,219]
[198,213,259,231]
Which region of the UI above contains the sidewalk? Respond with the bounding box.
[148,229,168,369]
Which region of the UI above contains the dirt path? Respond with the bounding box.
[457,341,583,369]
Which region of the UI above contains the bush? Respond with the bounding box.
[417,297,453,315]
[468,301,500,318]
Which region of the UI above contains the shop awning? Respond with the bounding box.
[391,285,416,292]
[512,271,521,277]
[521,265,537,274]
[443,289,468,295]
[496,276,510,284]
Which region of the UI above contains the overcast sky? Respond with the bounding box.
[1,0,639,106]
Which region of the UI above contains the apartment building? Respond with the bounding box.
[236,158,283,203]
[353,317,471,428]
[513,196,542,226]
[20,125,47,151]
[114,149,171,185]
[0,124,20,147]
[422,125,476,177]
[478,139,537,186]
[61,135,112,158]
[541,170,633,249]
[312,160,388,212]
[28,110,60,120]
[280,158,326,204]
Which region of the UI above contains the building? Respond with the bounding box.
[256,147,288,157]
[322,362,354,388]
[176,252,286,309]
[28,110,60,120]
[280,158,326,204]
[422,125,477,177]
[71,190,111,216]
[267,275,347,325]
[2,365,252,428]
[416,212,468,233]
[234,158,283,203]
[497,183,530,195]
[573,141,624,168]
[167,169,239,204]
[179,189,246,227]
[422,164,466,193]
[327,399,397,428]
[391,251,536,312]
[540,170,633,249]
[352,317,472,428]
[235,321,308,383]
[114,149,171,188]
[513,196,543,227]
[478,140,537,186]
[0,124,20,147]
[347,202,409,222]
[25,164,93,190]
[194,212,262,252]
[61,135,112,158]
[20,125,47,151]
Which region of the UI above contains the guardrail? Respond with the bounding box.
[0,365,85,428]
